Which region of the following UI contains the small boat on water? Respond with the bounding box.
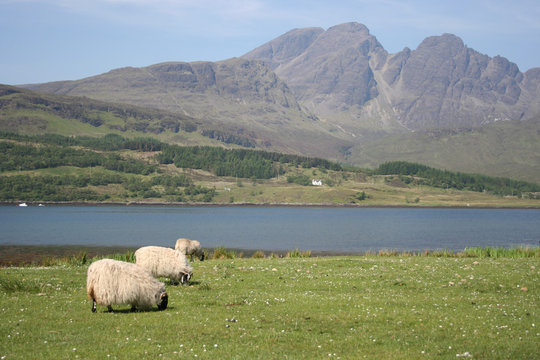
[18,202,28,207]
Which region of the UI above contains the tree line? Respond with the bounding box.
[0,172,217,203]
[157,145,343,179]
[376,161,540,197]
[0,141,157,175]
[0,132,219,202]
[1,132,344,179]
[0,132,163,152]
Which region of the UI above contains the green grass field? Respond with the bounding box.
[1,253,538,359]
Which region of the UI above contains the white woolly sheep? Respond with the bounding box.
[175,238,204,261]
[135,246,193,285]
[86,259,168,313]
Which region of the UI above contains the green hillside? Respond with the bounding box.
[0,84,254,148]
[2,83,540,187]
[349,117,540,184]
[1,132,539,207]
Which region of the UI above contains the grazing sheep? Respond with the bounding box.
[86,259,168,313]
[135,246,193,285]
[175,238,204,261]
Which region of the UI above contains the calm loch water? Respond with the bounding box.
[0,206,539,252]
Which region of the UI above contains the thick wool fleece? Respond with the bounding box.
[135,246,193,283]
[87,259,165,309]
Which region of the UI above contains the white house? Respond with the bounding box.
[312,179,323,186]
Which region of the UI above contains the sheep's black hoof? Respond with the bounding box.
[130,306,137,312]
[107,306,114,313]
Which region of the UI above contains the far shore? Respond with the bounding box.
[2,200,539,209]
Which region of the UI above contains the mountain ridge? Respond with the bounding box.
[244,22,540,133]
[23,58,354,159]
[13,22,540,182]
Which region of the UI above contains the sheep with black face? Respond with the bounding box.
[175,238,204,261]
[87,259,168,313]
[135,246,193,285]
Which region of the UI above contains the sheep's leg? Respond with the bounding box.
[107,305,114,313]
[92,300,97,313]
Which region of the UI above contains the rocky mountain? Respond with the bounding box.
[24,58,353,159]
[244,22,540,134]
[19,22,540,182]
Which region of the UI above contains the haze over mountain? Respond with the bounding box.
[20,22,540,182]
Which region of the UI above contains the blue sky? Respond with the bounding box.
[1,0,539,85]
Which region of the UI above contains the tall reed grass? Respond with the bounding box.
[461,246,540,258]
[3,246,538,268]
[369,246,539,258]
[286,248,312,258]
[0,274,43,293]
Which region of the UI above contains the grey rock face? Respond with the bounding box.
[23,22,540,153]
[244,27,324,70]
[244,22,540,131]
[270,22,385,108]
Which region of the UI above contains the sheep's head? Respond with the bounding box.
[157,291,168,311]
[180,272,192,285]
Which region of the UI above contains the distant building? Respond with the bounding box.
[312,179,323,186]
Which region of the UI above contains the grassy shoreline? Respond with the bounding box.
[1,245,538,267]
